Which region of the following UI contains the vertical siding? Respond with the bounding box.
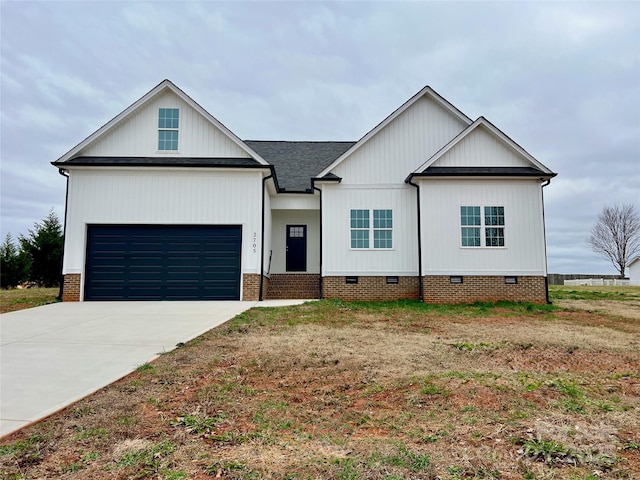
[432,126,531,167]
[322,184,418,276]
[63,169,263,278]
[80,91,248,158]
[418,179,547,275]
[263,192,272,276]
[270,210,320,274]
[332,96,467,183]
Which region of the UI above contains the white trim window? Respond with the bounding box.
[158,108,179,150]
[460,205,505,247]
[350,209,393,249]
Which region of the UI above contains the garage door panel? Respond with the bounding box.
[85,225,242,300]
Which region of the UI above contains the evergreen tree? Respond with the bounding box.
[0,233,30,288]
[19,210,64,287]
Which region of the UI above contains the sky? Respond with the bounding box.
[1,1,639,275]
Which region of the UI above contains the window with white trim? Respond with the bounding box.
[158,108,179,150]
[350,209,393,249]
[460,205,505,247]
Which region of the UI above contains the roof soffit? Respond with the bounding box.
[54,80,269,165]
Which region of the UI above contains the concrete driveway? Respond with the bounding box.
[0,300,307,438]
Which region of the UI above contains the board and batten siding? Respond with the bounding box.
[270,209,320,274]
[418,179,547,276]
[331,95,467,184]
[321,184,418,276]
[430,125,531,168]
[62,169,264,289]
[79,91,248,158]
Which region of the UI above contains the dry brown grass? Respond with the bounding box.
[0,287,59,313]
[1,298,639,479]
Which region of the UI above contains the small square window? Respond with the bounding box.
[450,276,463,284]
[386,276,399,284]
[346,276,359,284]
[505,276,518,284]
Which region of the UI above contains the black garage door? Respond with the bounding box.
[85,225,241,300]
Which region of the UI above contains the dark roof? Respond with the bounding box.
[413,166,557,178]
[53,157,263,168]
[245,141,354,192]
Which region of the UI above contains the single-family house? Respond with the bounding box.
[53,80,556,303]
[629,257,640,286]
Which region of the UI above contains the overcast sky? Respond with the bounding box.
[1,1,639,274]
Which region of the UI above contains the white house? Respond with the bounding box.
[53,80,556,303]
[629,257,640,286]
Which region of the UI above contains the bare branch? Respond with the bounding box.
[587,203,640,277]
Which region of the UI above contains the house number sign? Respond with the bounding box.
[252,232,258,253]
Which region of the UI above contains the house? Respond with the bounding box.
[629,257,640,286]
[53,80,556,303]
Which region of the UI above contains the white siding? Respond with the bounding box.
[331,96,466,183]
[79,91,248,158]
[263,191,272,276]
[270,210,320,274]
[63,169,264,289]
[418,179,547,275]
[322,184,418,276]
[431,125,531,168]
[629,259,640,285]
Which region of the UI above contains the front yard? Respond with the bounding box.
[1,288,639,479]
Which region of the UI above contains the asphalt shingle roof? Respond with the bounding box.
[245,141,355,192]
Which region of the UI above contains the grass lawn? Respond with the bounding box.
[1,292,639,479]
[0,287,59,314]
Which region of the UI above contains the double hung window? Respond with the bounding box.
[350,209,393,249]
[158,108,179,150]
[460,206,505,247]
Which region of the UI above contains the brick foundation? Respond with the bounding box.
[266,274,320,299]
[62,274,81,302]
[242,274,262,301]
[323,276,420,301]
[422,275,547,304]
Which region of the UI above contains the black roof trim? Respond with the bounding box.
[411,166,557,178]
[312,172,342,182]
[53,156,265,168]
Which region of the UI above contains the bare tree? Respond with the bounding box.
[587,204,640,278]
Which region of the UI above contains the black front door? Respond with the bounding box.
[286,225,307,272]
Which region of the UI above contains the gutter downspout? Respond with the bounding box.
[57,169,70,301]
[541,178,552,304]
[406,175,424,302]
[259,170,274,301]
[312,181,324,299]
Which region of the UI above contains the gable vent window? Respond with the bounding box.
[158,108,179,151]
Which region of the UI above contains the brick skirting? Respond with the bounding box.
[242,274,263,301]
[323,276,420,301]
[62,274,81,302]
[422,275,547,304]
[266,274,320,299]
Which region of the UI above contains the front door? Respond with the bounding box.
[286,225,307,272]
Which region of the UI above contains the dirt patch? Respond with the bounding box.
[1,299,639,479]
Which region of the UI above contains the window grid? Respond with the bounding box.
[350,209,392,249]
[158,108,179,151]
[460,206,505,248]
[350,210,370,249]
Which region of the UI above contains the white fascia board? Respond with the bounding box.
[413,117,554,174]
[316,86,473,178]
[628,256,640,267]
[55,80,269,165]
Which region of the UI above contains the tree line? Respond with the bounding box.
[1,210,63,289]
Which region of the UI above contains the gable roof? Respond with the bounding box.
[245,140,354,192]
[54,79,269,165]
[316,86,473,178]
[411,116,556,177]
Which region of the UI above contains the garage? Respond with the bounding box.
[85,225,242,300]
